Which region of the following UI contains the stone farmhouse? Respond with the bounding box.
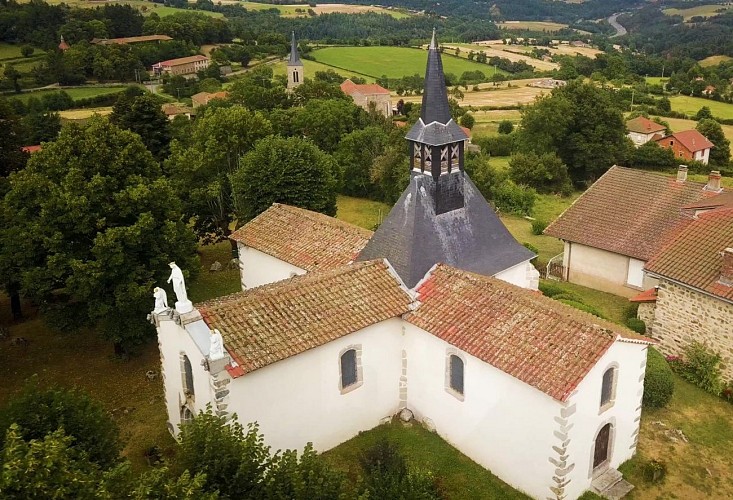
[545,166,725,297]
[153,34,653,500]
[340,79,393,117]
[625,116,666,147]
[634,191,733,380]
[655,129,714,165]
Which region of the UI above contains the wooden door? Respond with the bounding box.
[593,424,611,469]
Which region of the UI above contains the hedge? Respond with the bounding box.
[643,347,674,408]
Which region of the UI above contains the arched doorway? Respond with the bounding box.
[593,423,612,470]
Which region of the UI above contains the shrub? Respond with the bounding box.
[459,113,475,129]
[473,134,515,156]
[625,317,647,334]
[672,342,724,395]
[497,120,514,134]
[531,219,548,235]
[20,45,34,57]
[641,459,667,484]
[509,152,572,195]
[538,281,565,297]
[492,180,535,216]
[643,348,674,408]
[523,242,539,255]
[557,299,604,318]
[551,292,582,302]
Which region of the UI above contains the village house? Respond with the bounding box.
[153,32,651,500]
[544,166,724,297]
[58,35,69,51]
[633,191,733,379]
[161,103,194,120]
[340,79,393,117]
[152,55,209,77]
[191,91,229,109]
[655,129,714,165]
[625,116,666,147]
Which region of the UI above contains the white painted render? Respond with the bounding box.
[694,148,710,165]
[563,341,647,499]
[627,131,656,147]
[495,259,539,290]
[237,243,305,290]
[403,323,560,499]
[562,242,657,297]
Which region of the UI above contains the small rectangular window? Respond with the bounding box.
[450,355,464,395]
[341,349,357,388]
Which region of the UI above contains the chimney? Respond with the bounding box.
[705,170,722,192]
[720,248,733,286]
[676,165,688,183]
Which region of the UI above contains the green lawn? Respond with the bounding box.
[324,421,531,499]
[644,77,668,86]
[669,95,733,119]
[271,58,377,83]
[310,46,509,80]
[336,195,390,230]
[9,86,128,104]
[0,42,26,60]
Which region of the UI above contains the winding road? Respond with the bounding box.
[608,13,627,38]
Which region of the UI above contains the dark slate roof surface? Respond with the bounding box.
[288,31,303,66]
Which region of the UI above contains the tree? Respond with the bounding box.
[0,381,120,469]
[3,64,21,93]
[497,120,514,134]
[696,118,730,168]
[694,106,713,121]
[291,79,348,106]
[110,93,171,160]
[165,107,272,247]
[459,113,475,129]
[294,99,367,153]
[21,111,61,144]
[3,118,198,352]
[20,45,34,57]
[508,152,572,195]
[230,136,338,223]
[370,143,410,204]
[334,126,389,197]
[517,80,628,185]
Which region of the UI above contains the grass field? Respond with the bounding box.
[9,86,127,104]
[336,195,389,230]
[0,42,26,60]
[235,1,409,18]
[700,55,733,67]
[271,58,376,83]
[38,0,223,17]
[663,4,733,20]
[498,21,569,32]
[59,106,114,120]
[644,77,668,86]
[669,95,733,119]
[311,46,509,80]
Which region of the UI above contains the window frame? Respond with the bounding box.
[181,353,195,401]
[338,345,363,394]
[444,349,466,401]
[599,364,618,414]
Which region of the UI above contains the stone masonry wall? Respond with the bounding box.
[652,280,733,380]
[637,302,656,335]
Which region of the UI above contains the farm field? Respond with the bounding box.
[669,95,733,119]
[8,86,127,103]
[471,109,522,135]
[227,1,410,18]
[310,46,509,80]
[663,3,733,20]
[59,106,114,120]
[475,39,601,59]
[398,81,547,108]
[498,21,569,32]
[700,55,733,67]
[37,0,223,17]
[270,58,376,83]
[645,77,668,86]
[441,43,558,71]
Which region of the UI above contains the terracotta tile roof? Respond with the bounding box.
[629,287,658,303]
[230,204,373,272]
[155,55,208,67]
[683,191,733,211]
[645,207,733,303]
[407,265,650,401]
[655,129,714,153]
[198,260,413,376]
[340,79,390,96]
[544,166,718,260]
[21,145,41,153]
[626,116,666,135]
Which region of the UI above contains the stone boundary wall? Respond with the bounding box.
[652,280,733,381]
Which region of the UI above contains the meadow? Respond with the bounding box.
[699,55,733,67]
[663,3,733,20]
[310,46,509,80]
[38,0,223,17]
[270,57,376,83]
[498,21,569,32]
[669,95,733,119]
[8,86,128,104]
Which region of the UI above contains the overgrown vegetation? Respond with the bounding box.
[643,348,675,409]
[668,342,725,396]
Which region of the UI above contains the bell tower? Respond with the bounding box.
[287,32,303,90]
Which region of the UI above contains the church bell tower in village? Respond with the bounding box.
[358,29,537,289]
[287,32,303,90]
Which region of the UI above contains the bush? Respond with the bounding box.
[459,113,475,129]
[509,152,572,195]
[473,134,515,156]
[523,242,539,255]
[641,459,667,484]
[671,342,724,396]
[492,180,535,216]
[20,45,34,57]
[497,120,514,134]
[531,219,548,235]
[557,299,605,318]
[538,281,565,297]
[643,348,674,408]
[625,317,647,334]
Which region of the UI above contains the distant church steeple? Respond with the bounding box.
[287,32,303,90]
[357,28,534,288]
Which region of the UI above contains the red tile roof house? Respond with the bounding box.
[544,166,725,297]
[151,55,209,77]
[625,116,667,147]
[654,129,714,165]
[634,191,733,380]
[340,79,393,117]
[151,35,653,500]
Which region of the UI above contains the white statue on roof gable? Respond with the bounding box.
[168,262,193,313]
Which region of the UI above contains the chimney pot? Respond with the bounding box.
[721,248,733,286]
[705,170,722,192]
[676,165,688,183]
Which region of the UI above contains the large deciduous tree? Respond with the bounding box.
[293,99,367,153]
[230,136,338,223]
[165,106,272,248]
[3,117,198,352]
[110,93,170,160]
[517,80,628,185]
[696,118,730,169]
[334,126,389,198]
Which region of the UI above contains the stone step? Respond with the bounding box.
[603,479,634,500]
[592,468,623,493]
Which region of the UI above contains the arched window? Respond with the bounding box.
[180,406,194,426]
[449,354,464,395]
[600,367,616,409]
[340,349,357,389]
[182,354,194,398]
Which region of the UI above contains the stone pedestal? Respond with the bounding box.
[175,300,193,314]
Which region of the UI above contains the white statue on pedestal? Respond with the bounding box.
[210,328,225,360]
[167,262,193,313]
[153,287,168,313]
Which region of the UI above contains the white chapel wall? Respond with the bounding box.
[403,323,560,500]
[224,318,404,453]
[238,243,306,290]
[494,259,538,290]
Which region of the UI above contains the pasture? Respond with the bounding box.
[8,86,127,104]
[270,58,376,83]
[700,55,733,67]
[397,81,546,108]
[669,95,733,119]
[498,21,569,32]
[59,106,114,121]
[310,46,509,80]
[440,43,559,72]
[38,0,224,17]
[663,3,733,20]
[230,1,409,18]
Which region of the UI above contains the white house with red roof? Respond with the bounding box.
[153,35,652,500]
[340,79,392,117]
[152,55,209,77]
[625,116,666,147]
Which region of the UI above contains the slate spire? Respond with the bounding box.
[289,31,303,66]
